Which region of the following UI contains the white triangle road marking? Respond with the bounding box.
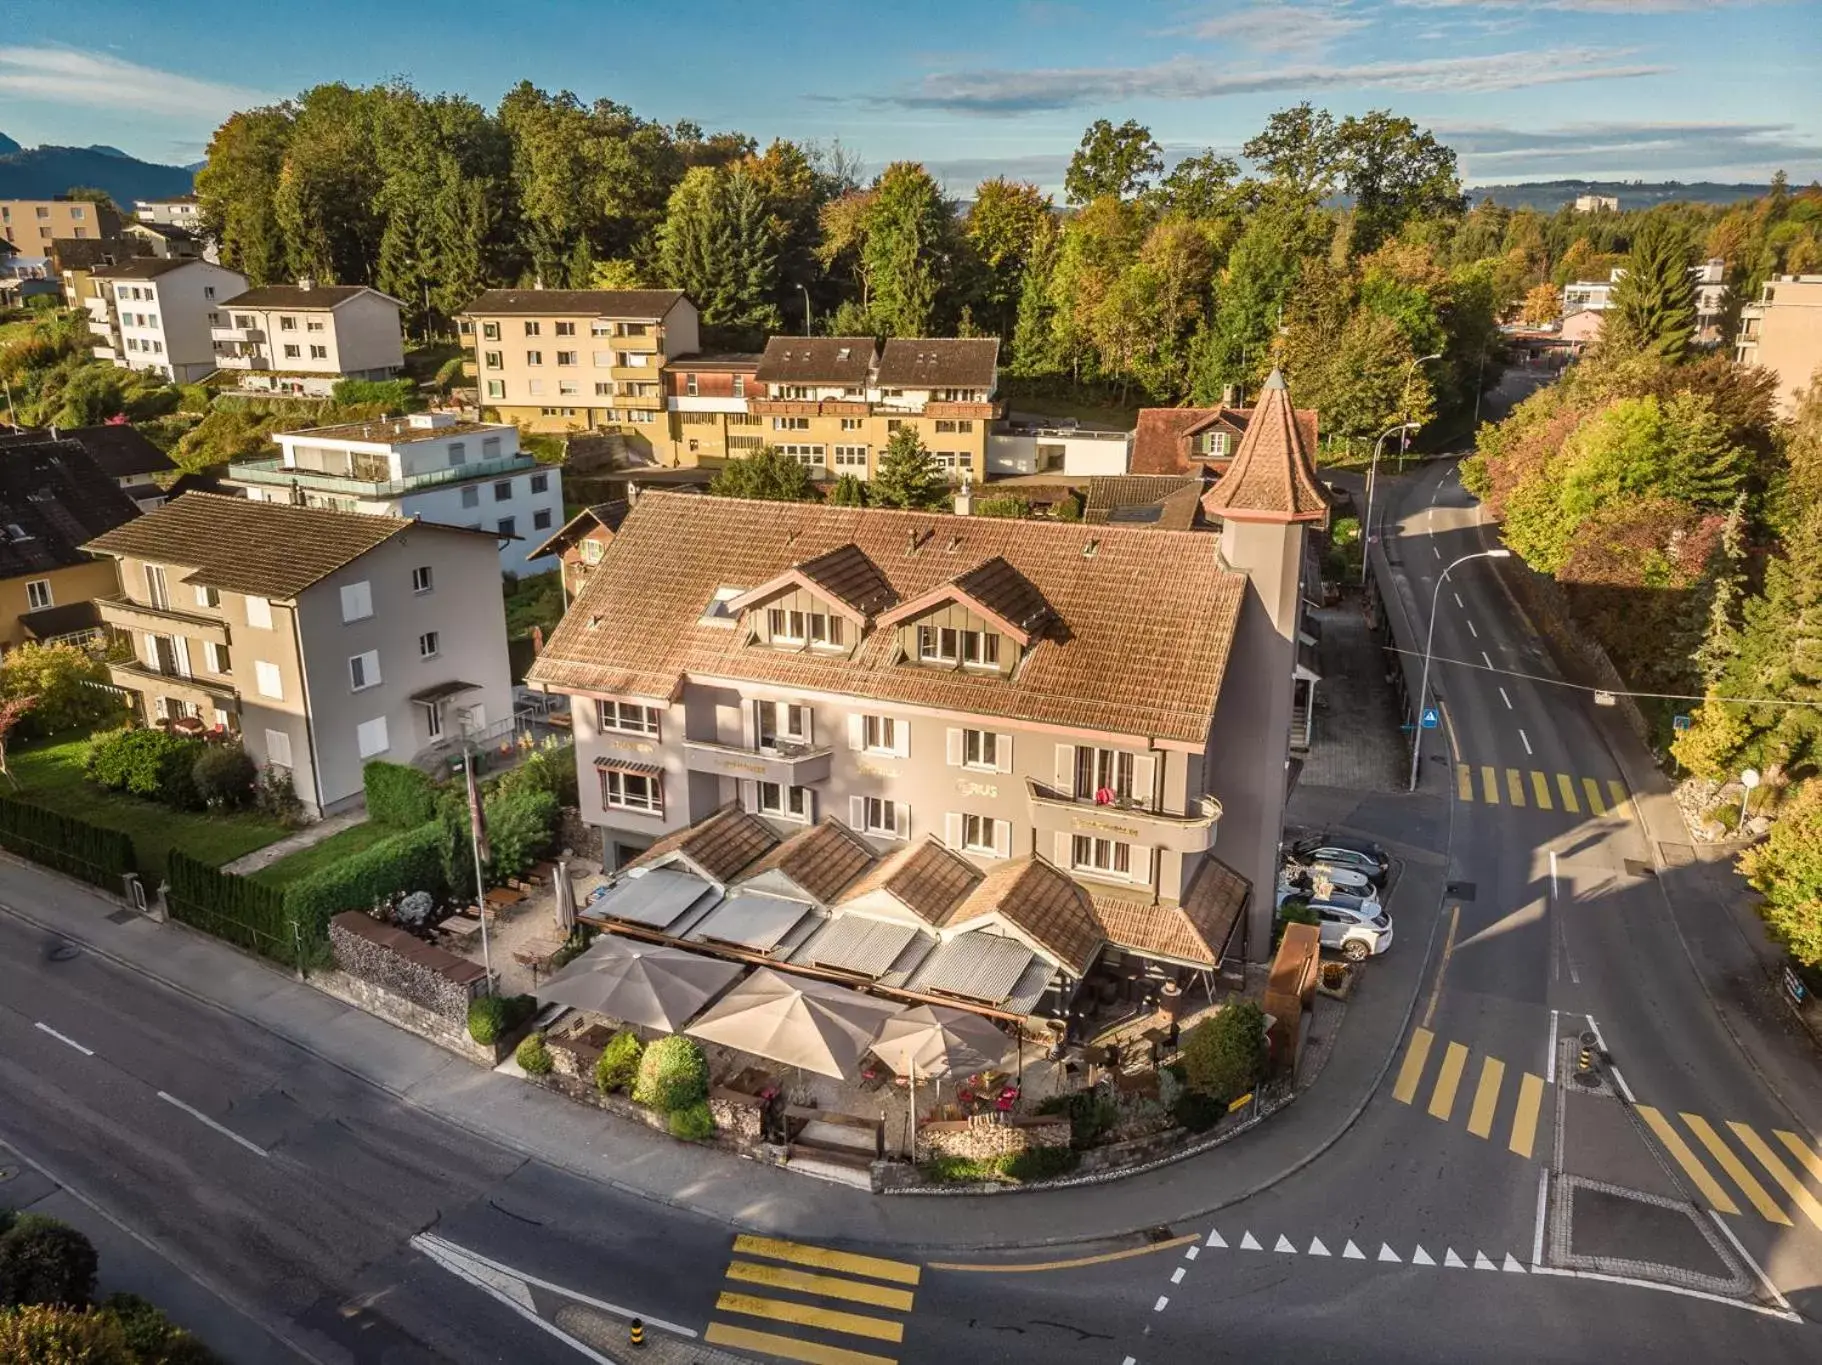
[1308,1237,1331,1257]
[1275,1235,1297,1254]
[1240,1231,1263,1251]
[1342,1240,1366,1260]
[1474,1252,1498,1271]
[1412,1246,1436,1266]
[1207,1229,1227,1248]
[1378,1244,1401,1263]
[1502,1253,1527,1274]
[1444,1249,1467,1268]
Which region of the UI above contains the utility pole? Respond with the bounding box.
[1407,550,1511,791]
[1362,421,1419,586]
[463,719,495,993]
[799,285,813,337]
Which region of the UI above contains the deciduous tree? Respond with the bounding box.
[707,446,815,501]
[1064,119,1163,205]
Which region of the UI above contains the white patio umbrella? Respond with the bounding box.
[538,934,743,1033]
[553,858,578,932]
[868,1005,1008,1079]
[685,967,903,1081]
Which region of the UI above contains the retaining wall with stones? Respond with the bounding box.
[916,1113,1070,1163]
[328,911,485,1022]
[313,969,501,1066]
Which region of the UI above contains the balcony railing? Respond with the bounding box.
[225,451,538,498]
[96,597,230,647]
[1024,780,1222,855]
[91,345,118,362]
[682,736,834,786]
[209,323,264,343]
[107,661,240,709]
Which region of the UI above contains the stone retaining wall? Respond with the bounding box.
[916,1112,1070,1163]
[313,968,501,1066]
[328,911,485,1022]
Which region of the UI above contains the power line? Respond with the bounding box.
[1381,645,1822,712]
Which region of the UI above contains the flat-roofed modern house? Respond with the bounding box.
[85,494,515,818]
[209,280,406,395]
[529,372,1327,1019]
[220,413,563,577]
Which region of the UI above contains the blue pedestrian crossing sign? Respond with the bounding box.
[1420,707,1441,730]
[1673,714,1693,732]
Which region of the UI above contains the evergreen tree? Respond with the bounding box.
[1605,216,1697,364]
[828,473,866,506]
[869,427,949,510]
[657,167,781,344]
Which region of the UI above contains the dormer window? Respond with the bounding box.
[917,625,998,668]
[767,607,844,649]
[1199,431,1232,458]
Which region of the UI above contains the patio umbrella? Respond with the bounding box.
[685,967,903,1081]
[868,1005,1008,1080]
[553,858,577,932]
[538,934,743,1033]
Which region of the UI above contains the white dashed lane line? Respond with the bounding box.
[1454,592,1465,609]
[34,1022,94,1056]
[1499,686,1513,710]
[1520,730,1533,756]
[1481,650,1495,670]
[1466,620,1478,639]
[156,1091,268,1158]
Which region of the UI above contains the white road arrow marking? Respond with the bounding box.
[1308,1237,1331,1257]
[1413,1246,1436,1266]
[1275,1235,1296,1254]
[1343,1241,1366,1260]
[1207,1229,1227,1248]
[1240,1232,1262,1251]
[1378,1244,1402,1263]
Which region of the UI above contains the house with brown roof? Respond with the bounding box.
[85,256,249,382]
[654,335,1001,484]
[1131,398,1318,478]
[210,279,406,395]
[530,374,1327,983]
[85,494,513,818]
[529,501,631,606]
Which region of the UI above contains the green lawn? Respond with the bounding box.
[251,820,395,887]
[7,734,289,880]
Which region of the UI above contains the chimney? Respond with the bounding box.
[1221,383,1241,408]
[297,276,314,292]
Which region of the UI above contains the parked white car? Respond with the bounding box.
[1279,894,1394,962]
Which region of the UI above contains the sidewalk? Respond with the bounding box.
[219,804,367,876]
[0,839,1447,1253]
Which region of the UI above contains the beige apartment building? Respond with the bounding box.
[1735,274,1822,416]
[0,197,122,248]
[86,494,514,818]
[459,288,701,445]
[210,281,406,395]
[656,336,1000,484]
[528,371,1327,1016]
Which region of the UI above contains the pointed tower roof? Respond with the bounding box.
[1198,369,1328,524]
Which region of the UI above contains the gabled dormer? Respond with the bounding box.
[874,555,1053,679]
[724,542,897,654]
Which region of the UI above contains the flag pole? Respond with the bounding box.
[465,727,494,995]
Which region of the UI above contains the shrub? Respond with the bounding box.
[0,1303,134,1362]
[483,787,558,882]
[918,1155,1002,1184]
[1180,1000,1268,1104]
[166,851,298,964]
[0,793,136,889]
[546,925,594,972]
[493,748,578,809]
[0,1214,98,1308]
[363,761,439,828]
[284,822,448,942]
[329,377,421,410]
[0,642,122,738]
[468,993,536,1045]
[256,764,304,825]
[666,1101,716,1141]
[192,745,257,809]
[595,1031,644,1093]
[632,1035,709,1113]
[1170,1084,1229,1133]
[83,727,205,806]
[1037,1090,1120,1148]
[101,1291,221,1364]
[975,494,1030,519]
[177,383,213,413]
[1000,1146,1080,1181]
[515,1031,554,1076]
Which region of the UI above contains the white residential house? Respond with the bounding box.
[85,257,248,382]
[221,413,564,577]
[210,281,407,395]
[1560,258,1731,343]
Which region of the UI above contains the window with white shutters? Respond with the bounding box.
[356,717,389,758]
[339,580,373,622]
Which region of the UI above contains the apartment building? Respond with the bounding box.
[0,424,176,512]
[657,336,1001,483]
[0,197,122,249]
[459,288,701,444]
[221,413,563,577]
[210,281,406,395]
[1735,274,1822,416]
[134,195,203,229]
[85,494,514,818]
[1561,257,1731,342]
[0,434,142,652]
[529,371,1327,996]
[85,257,249,382]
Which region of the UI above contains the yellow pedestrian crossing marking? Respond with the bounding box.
[1607,780,1630,820]
[1530,770,1553,809]
[1428,1041,1470,1121]
[1481,766,1500,804]
[1777,1129,1822,1185]
[1393,1027,1435,1105]
[1391,1029,1543,1159]
[1449,764,1634,819]
[1457,764,1473,800]
[1729,1123,1822,1232]
[1506,768,1526,806]
[1636,1106,1741,1215]
[710,1236,921,1365]
[1681,1114,1791,1226]
[1510,1073,1543,1160]
[1582,777,1608,815]
[1557,773,1580,812]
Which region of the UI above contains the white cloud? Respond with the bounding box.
[1171,3,1371,55]
[1395,1,1774,12]
[870,48,1668,114]
[0,46,272,121]
[1442,120,1822,180]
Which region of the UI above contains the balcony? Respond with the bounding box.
[750,398,868,418]
[209,323,264,343]
[925,399,1004,420]
[107,661,240,712]
[1025,780,1222,855]
[682,737,834,786]
[86,316,114,338]
[214,352,258,369]
[91,344,119,362]
[96,597,230,647]
[225,451,538,499]
[614,390,664,411]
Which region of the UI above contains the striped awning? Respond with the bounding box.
[593,757,662,777]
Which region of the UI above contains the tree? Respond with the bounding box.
[1522,281,1562,327]
[0,1304,134,1364]
[0,1215,98,1309]
[1739,781,1822,966]
[0,696,33,785]
[708,447,815,501]
[869,427,949,509]
[1243,103,1341,202]
[196,106,293,284]
[828,473,866,506]
[1009,214,1063,377]
[1151,150,1241,220]
[1334,110,1465,255]
[1064,119,1163,205]
[0,644,118,738]
[657,166,782,344]
[964,179,1053,338]
[1179,999,1267,1102]
[1192,190,1329,400]
[861,163,956,337]
[1605,216,1698,364]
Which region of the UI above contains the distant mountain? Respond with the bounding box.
[0,138,195,207]
[1466,179,1771,211]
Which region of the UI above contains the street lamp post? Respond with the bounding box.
[1397,352,1443,469]
[1407,548,1512,792]
[1360,421,1421,585]
[799,285,813,337]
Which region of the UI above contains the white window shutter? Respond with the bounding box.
[848,715,865,751]
[1131,845,1154,886]
[895,803,911,840]
[945,812,964,850]
[802,708,814,746]
[946,728,964,766]
[1133,754,1157,811]
[142,633,157,667]
[339,580,372,622]
[850,795,866,829]
[802,787,816,822]
[893,722,910,758]
[996,734,1014,774]
[993,820,1012,859]
[1054,831,1073,866]
[1054,744,1076,796]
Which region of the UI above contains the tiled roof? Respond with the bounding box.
[461,288,688,319]
[89,256,196,281]
[1084,475,1207,530]
[1199,370,1328,524]
[952,856,1101,973]
[216,284,379,310]
[530,501,629,562]
[0,424,172,481]
[875,338,999,389]
[0,437,141,580]
[48,237,143,271]
[131,221,203,243]
[754,337,877,385]
[1131,401,1318,478]
[668,352,762,372]
[83,492,478,600]
[954,556,1052,638]
[1091,855,1251,967]
[624,804,779,885]
[839,838,982,925]
[528,495,1248,746]
[797,543,898,616]
[739,818,877,904]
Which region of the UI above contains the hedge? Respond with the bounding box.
[283,822,448,943]
[363,761,438,828]
[166,850,300,964]
[0,792,136,890]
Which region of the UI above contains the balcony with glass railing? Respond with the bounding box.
[1025,779,1222,855]
[224,451,538,498]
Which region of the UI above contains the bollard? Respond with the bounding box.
[629,1318,645,1349]
[1577,1046,1594,1072]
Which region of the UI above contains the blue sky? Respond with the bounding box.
[2,0,1818,189]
